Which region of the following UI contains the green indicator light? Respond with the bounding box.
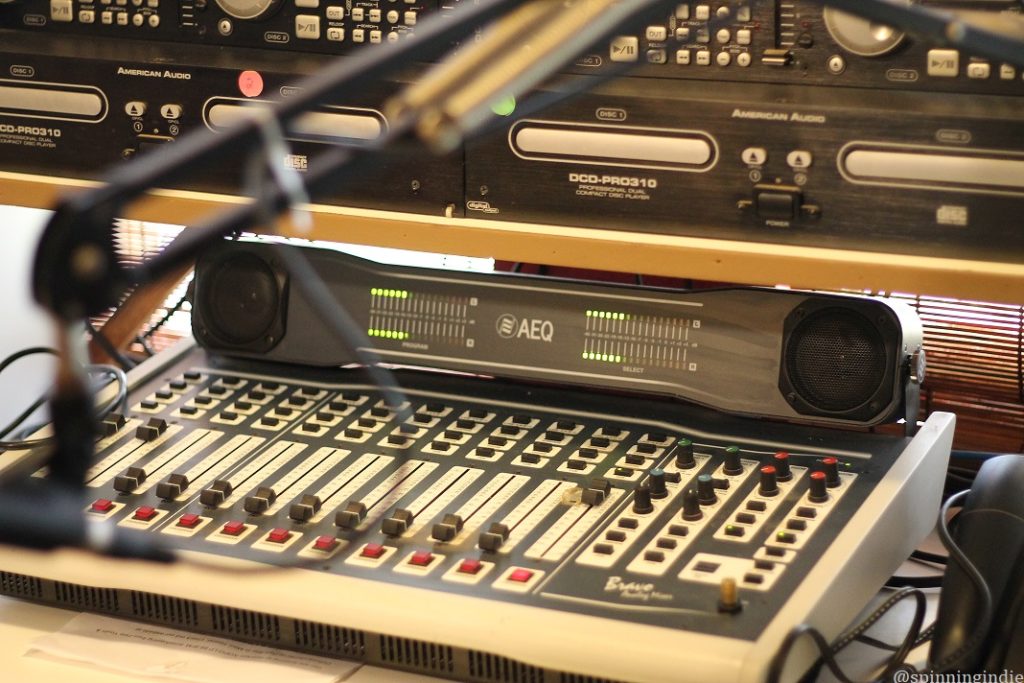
[490,94,517,117]
[371,288,377,296]
[678,438,692,447]
[615,356,622,363]
[586,311,592,317]
[402,291,409,299]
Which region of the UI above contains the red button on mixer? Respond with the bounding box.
[222,520,246,536]
[457,559,482,575]
[133,506,158,521]
[177,513,201,528]
[361,543,386,559]
[313,535,339,552]
[409,551,434,567]
[267,528,292,543]
[508,568,534,583]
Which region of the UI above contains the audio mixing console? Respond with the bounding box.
[0,340,954,683]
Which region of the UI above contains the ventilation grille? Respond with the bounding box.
[560,675,619,683]
[210,606,281,642]
[54,582,119,612]
[130,591,199,628]
[469,651,544,683]
[294,620,366,658]
[0,571,42,599]
[379,635,455,674]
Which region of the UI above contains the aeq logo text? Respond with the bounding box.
[495,314,554,342]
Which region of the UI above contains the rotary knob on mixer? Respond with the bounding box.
[632,484,654,514]
[681,488,703,521]
[648,469,668,499]
[809,471,829,503]
[675,438,696,469]
[723,446,743,475]
[822,457,842,487]
[759,465,779,497]
[697,473,717,505]
[772,451,792,481]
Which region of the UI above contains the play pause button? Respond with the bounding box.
[927,49,959,77]
[610,36,639,63]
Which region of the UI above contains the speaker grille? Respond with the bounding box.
[786,309,887,412]
[204,253,279,346]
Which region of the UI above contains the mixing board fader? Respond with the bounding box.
[0,344,954,683]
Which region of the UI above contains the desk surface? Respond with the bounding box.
[0,595,445,683]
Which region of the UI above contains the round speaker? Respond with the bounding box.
[194,251,286,353]
[780,304,897,420]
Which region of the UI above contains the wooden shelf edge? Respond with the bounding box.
[3,170,1021,303]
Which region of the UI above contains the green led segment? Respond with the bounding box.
[582,352,623,363]
[368,329,410,340]
[586,310,630,320]
[490,94,517,117]
[370,288,410,299]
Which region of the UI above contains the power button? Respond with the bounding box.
[754,184,801,221]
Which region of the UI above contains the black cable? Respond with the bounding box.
[927,490,994,673]
[0,393,48,441]
[854,622,936,652]
[134,335,156,357]
[141,291,190,340]
[767,588,926,683]
[884,575,944,589]
[0,347,59,446]
[84,319,136,370]
[0,346,58,375]
[0,363,128,450]
[911,549,948,566]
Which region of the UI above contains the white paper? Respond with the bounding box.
[26,613,359,683]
